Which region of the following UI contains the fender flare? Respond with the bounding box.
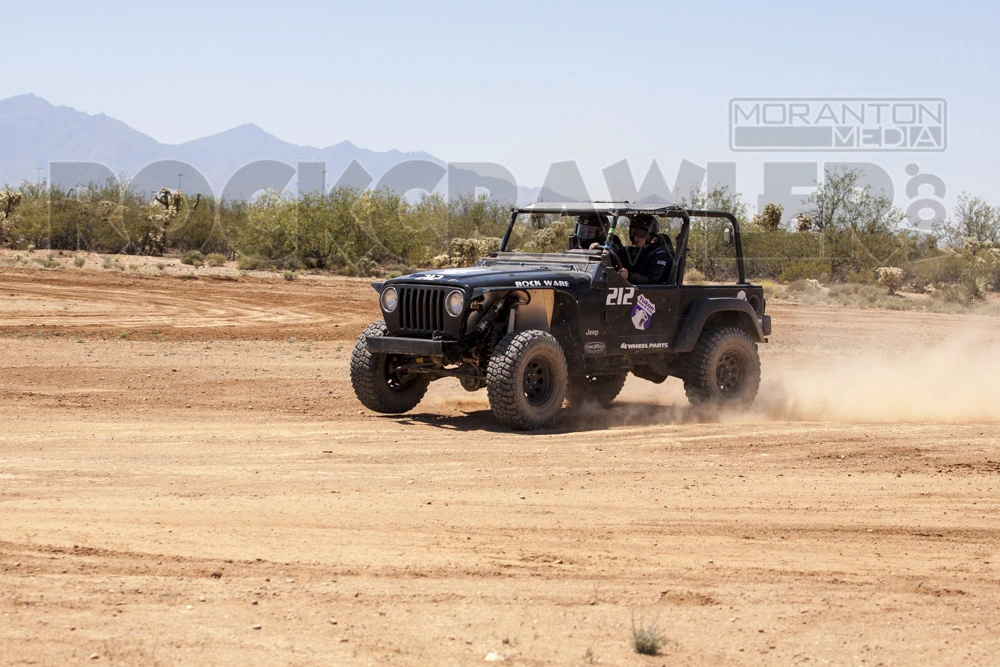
[671,298,765,352]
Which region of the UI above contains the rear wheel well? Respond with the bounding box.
[702,310,758,341]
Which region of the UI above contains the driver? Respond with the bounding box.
[618,214,671,284]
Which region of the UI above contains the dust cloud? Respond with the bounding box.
[761,337,1000,423]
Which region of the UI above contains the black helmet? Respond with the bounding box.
[575,213,609,243]
[629,214,659,245]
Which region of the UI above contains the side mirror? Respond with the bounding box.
[723,225,735,247]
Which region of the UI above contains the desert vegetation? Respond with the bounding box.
[1,168,998,308]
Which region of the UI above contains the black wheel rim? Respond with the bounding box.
[715,352,745,396]
[523,357,554,406]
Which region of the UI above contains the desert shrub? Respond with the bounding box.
[205,253,226,267]
[631,616,666,656]
[787,278,823,294]
[236,255,262,271]
[984,248,1000,290]
[965,272,990,302]
[931,283,971,306]
[779,258,832,283]
[73,257,85,268]
[684,268,706,283]
[907,250,971,291]
[875,267,904,294]
[181,250,204,267]
[282,270,297,281]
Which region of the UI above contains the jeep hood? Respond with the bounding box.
[387,263,594,291]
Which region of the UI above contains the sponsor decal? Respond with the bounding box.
[585,329,599,337]
[737,290,747,301]
[620,342,669,350]
[606,286,635,306]
[415,274,444,281]
[631,294,656,330]
[514,279,570,288]
[584,342,606,353]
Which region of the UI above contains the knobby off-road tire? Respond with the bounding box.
[350,320,429,414]
[486,330,568,430]
[565,373,628,407]
[682,326,760,407]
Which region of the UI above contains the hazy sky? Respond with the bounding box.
[3,0,996,210]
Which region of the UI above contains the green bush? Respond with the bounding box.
[205,253,226,267]
[236,255,262,271]
[181,250,204,267]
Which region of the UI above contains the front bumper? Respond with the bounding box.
[366,336,453,357]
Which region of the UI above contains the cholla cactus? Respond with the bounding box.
[431,237,501,268]
[153,188,184,213]
[0,190,23,243]
[876,266,904,295]
[805,278,823,291]
[796,212,814,232]
[0,190,23,219]
[752,202,784,232]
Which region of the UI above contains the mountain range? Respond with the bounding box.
[0,93,548,202]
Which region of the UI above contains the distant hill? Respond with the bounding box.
[0,94,461,199]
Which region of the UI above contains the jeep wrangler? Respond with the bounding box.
[351,202,771,430]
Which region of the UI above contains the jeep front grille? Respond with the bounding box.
[397,286,448,334]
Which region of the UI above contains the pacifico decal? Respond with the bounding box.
[631,294,656,330]
[584,342,606,353]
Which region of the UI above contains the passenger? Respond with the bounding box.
[618,214,671,284]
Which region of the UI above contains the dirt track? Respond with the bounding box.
[1,263,999,665]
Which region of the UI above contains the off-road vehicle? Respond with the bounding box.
[351,202,771,430]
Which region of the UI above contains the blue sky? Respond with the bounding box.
[3,0,997,211]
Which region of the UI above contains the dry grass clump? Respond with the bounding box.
[630,614,667,656]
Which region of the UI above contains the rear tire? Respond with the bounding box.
[350,320,430,414]
[682,326,760,407]
[565,373,627,406]
[486,330,568,430]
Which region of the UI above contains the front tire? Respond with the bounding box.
[565,373,627,407]
[486,330,568,430]
[682,326,760,407]
[350,320,430,414]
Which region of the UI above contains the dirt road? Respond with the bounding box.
[1,262,998,665]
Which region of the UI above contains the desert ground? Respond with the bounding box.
[1,253,998,665]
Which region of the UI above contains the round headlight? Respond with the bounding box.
[445,290,465,317]
[380,286,398,313]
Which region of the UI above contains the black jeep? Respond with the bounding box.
[351,202,771,430]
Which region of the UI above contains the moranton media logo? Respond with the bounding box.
[729,98,946,152]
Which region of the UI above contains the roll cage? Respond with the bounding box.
[499,201,749,286]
